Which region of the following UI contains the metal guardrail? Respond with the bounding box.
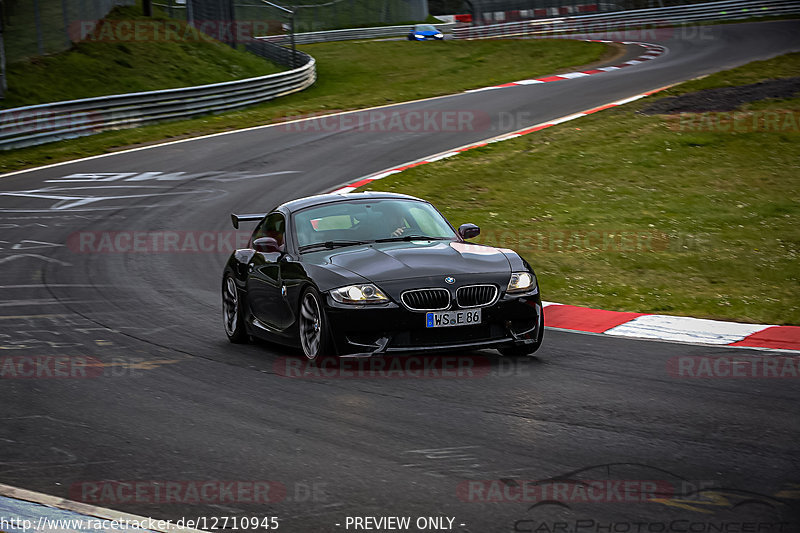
[260,23,456,45]
[453,0,800,39]
[0,45,315,150]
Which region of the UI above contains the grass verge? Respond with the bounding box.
[0,38,606,173]
[364,53,800,325]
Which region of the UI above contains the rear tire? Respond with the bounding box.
[298,287,332,360]
[222,274,249,344]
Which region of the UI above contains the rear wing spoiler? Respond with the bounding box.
[231,213,266,229]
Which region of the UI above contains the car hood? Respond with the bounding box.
[321,241,511,282]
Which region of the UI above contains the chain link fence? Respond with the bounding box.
[0,0,134,97]
[234,0,430,35]
[153,0,431,34]
[1,0,134,63]
[456,0,800,38]
[462,0,781,25]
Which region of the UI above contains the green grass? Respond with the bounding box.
[296,38,607,106]
[364,53,800,325]
[2,5,283,109]
[0,38,606,172]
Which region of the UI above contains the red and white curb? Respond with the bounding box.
[465,40,666,93]
[330,85,671,194]
[332,40,670,194]
[329,76,799,352]
[542,302,799,351]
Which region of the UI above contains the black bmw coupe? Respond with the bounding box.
[222,192,543,359]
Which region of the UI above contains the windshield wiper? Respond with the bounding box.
[298,240,369,252]
[373,235,450,243]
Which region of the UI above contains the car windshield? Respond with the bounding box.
[293,198,457,250]
[415,25,437,32]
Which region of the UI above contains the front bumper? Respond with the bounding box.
[325,291,542,357]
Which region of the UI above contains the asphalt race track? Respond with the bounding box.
[1,20,799,533]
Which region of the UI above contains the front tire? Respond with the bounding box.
[498,310,544,356]
[222,274,248,343]
[299,287,332,360]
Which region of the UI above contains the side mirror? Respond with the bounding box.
[252,237,281,253]
[458,223,480,240]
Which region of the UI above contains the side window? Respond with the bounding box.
[250,213,286,250]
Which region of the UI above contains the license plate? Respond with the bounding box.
[425,309,481,328]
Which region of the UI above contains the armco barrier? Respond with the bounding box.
[0,43,315,150]
[453,0,800,39]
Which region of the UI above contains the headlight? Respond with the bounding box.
[415,34,425,38]
[435,33,443,38]
[330,284,389,304]
[507,272,535,293]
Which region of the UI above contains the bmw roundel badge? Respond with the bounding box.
[444,276,455,284]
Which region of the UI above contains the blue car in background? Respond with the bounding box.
[408,24,444,41]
